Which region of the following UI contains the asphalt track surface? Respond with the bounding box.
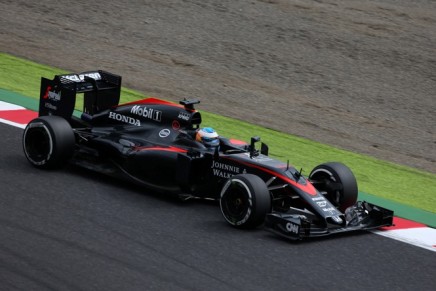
[1,123,435,290]
[1,1,436,290]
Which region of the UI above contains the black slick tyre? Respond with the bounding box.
[219,174,271,229]
[23,116,75,169]
[309,162,358,212]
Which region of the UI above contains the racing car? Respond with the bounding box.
[22,70,394,240]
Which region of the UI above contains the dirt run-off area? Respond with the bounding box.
[1,0,435,173]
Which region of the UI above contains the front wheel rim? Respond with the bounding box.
[220,179,253,226]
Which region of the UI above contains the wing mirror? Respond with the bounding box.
[249,136,269,158]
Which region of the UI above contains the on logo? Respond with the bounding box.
[286,222,299,234]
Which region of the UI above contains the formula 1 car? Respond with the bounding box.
[22,70,394,240]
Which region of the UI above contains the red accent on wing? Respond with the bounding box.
[134,146,188,153]
[223,157,317,195]
[43,86,51,99]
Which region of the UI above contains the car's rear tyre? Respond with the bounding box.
[309,162,358,212]
[23,116,75,169]
[220,174,271,229]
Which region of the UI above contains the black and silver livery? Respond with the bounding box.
[23,70,394,240]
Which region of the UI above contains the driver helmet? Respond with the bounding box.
[196,127,219,147]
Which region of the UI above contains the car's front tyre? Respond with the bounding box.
[309,162,358,212]
[220,174,271,229]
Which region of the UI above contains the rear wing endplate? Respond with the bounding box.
[39,70,122,118]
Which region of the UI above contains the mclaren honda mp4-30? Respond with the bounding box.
[22,70,393,240]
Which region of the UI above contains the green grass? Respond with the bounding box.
[1,52,435,214]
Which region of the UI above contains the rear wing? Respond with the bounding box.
[39,70,122,118]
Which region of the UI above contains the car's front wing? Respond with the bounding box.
[264,201,394,240]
